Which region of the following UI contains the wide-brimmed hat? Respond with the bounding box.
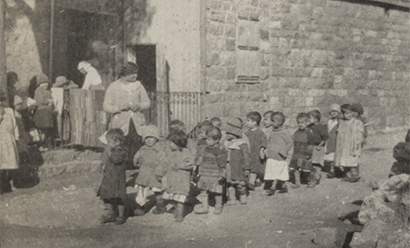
[225,117,243,137]
[351,103,364,115]
[36,74,49,85]
[329,103,341,113]
[54,76,68,87]
[142,125,160,140]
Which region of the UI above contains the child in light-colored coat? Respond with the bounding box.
[133,125,166,216]
[334,104,364,182]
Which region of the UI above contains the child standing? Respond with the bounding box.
[169,119,186,133]
[97,128,129,225]
[14,96,30,158]
[133,125,166,216]
[325,104,341,178]
[33,74,54,151]
[351,103,368,146]
[225,117,250,205]
[245,111,267,190]
[261,111,275,139]
[0,93,19,194]
[289,113,315,189]
[211,117,228,152]
[195,127,227,215]
[193,120,214,184]
[334,104,364,182]
[307,110,328,187]
[388,129,410,178]
[162,130,193,222]
[261,112,293,195]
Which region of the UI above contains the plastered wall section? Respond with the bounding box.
[203,0,410,130]
[126,0,202,93]
[5,0,49,96]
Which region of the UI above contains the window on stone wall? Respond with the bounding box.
[236,17,260,84]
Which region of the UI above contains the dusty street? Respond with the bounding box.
[0,130,406,248]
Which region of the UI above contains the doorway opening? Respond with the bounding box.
[128,45,157,125]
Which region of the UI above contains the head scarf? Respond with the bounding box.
[77,61,92,73]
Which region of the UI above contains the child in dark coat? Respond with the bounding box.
[245,111,268,190]
[389,129,410,177]
[225,117,251,205]
[289,113,315,189]
[193,120,214,185]
[97,128,129,225]
[33,74,55,151]
[307,110,328,187]
[161,130,194,222]
[133,125,166,216]
[194,127,227,215]
[325,104,341,178]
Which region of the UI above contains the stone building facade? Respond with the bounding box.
[4,0,410,131]
[202,0,410,129]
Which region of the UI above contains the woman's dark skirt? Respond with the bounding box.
[33,107,54,129]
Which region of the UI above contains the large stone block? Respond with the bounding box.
[208,21,224,36]
[225,38,236,51]
[225,67,236,80]
[206,66,225,80]
[205,93,226,103]
[219,51,235,66]
[206,52,220,66]
[224,24,236,38]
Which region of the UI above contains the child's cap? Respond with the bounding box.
[54,76,68,87]
[351,103,364,115]
[36,74,49,85]
[330,103,341,113]
[142,125,160,140]
[225,117,243,137]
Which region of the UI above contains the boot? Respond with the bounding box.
[115,204,126,225]
[239,193,247,205]
[194,192,209,214]
[307,172,316,188]
[327,165,335,178]
[314,166,322,185]
[101,203,117,224]
[175,202,184,222]
[133,204,146,216]
[213,194,223,215]
[290,170,301,189]
[152,194,166,215]
[277,182,288,194]
[238,184,247,204]
[248,173,257,190]
[226,186,237,205]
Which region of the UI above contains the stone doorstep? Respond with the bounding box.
[38,160,102,178]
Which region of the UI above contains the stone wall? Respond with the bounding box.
[203,0,410,130]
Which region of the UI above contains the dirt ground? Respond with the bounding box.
[0,130,406,248]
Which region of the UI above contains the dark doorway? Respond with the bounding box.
[132,45,157,125]
[135,45,157,93]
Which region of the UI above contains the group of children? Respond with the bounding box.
[96,102,371,224]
